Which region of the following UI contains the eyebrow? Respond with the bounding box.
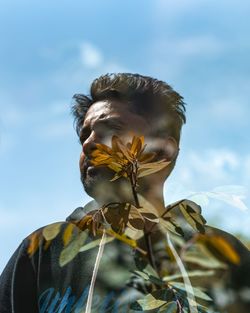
[98,117,125,128]
[79,117,125,137]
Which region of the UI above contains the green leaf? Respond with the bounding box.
[160,218,184,236]
[142,212,159,223]
[130,289,173,311]
[59,230,88,266]
[79,236,114,252]
[197,304,210,313]
[153,288,174,301]
[185,303,210,313]
[148,275,165,286]
[165,199,185,212]
[134,252,148,271]
[143,264,160,279]
[163,270,215,282]
[169,282,212,302]
[124,227,144,240]
[158,301,177,313]
[132,267,164,286]
[43,222,63,241]
[189,212,206,225]
[138,194,160,218]
[129,205,145,230]
[182,199,202,213]
[179,204,205,233]
[132,270,150,280]
[130,294,166,311]
[183,245,227,269]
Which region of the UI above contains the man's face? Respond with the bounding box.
[78,99,175,203]
[79,100,149,199]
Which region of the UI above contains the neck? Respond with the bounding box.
[137,182,166,216]
[93,178,166,216]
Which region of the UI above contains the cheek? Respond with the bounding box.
[79,152,85,169]
[144,137,178,161]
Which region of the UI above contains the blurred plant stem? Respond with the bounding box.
[129,170,157,271]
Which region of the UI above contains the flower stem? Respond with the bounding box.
[129,173,140,207]
[129,173,157,271]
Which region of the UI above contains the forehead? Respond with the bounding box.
[85,100,126,119]
[83,100,150,132]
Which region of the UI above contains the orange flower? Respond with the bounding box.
[91,135,170,181]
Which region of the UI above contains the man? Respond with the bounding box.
[74,73,183,215]
[0,73,249,312]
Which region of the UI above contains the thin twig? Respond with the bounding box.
[166,232,198,313]
[130,175,140,208]
[85,230,106,313]
[129,173,157,271]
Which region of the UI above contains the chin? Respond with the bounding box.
[81,169,132,204]
[81,166,113,197]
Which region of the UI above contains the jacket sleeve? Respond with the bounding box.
[0,240,39,313]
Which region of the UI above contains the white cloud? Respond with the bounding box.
[245,156,250,172]
[0,41,129,150]
[178,148,240,184]
[165,148,249,206]
[80,42,103,68]
[40,40,129,95]
[165,149,250,236]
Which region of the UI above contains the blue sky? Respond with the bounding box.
[1,0,250,272]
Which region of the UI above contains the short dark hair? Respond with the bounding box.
[72,73,186,142]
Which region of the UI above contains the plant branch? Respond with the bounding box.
[129,171,157,271]
[85,230,106,313]
[130,171,140,207]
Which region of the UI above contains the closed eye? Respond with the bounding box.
[93,123,123,140]
[78,118,125,144]
[79,128,91,144]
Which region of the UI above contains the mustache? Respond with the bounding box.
[82,157,93,168]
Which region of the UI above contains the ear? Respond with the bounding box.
[163,136,179,161]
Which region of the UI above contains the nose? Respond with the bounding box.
[82,131,99,157]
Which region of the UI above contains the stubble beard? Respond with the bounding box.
[80,166,133,205]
